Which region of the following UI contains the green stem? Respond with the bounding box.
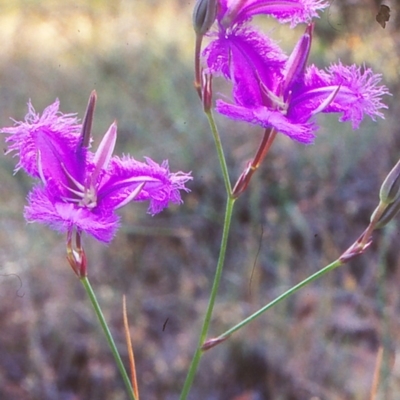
[213,258,343,341]
[80,276,136,400]
[205,109,232,195]
[179,106,234,399]
[179,195,235,400]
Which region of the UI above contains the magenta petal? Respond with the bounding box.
[25,186,119,243]
[216,100,316,143]
[1,99,82,177]
[294,63,391,129]
[103,156,192,215]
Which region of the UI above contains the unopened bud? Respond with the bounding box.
[373,197,400,229]
[193,0,217,36]
[379,159,400,204]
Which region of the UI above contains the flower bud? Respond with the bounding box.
[193,0,217,36]
[373,197,400,229]
[379,159,400,205]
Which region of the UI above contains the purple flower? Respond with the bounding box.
[210,26,390,143]
[2,93,192,243]
[218,0,327,29]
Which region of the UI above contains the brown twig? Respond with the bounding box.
[369,346,384,400]
[123,295,139,400]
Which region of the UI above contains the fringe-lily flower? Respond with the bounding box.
[209,25,390,143]
[1,92,192,245]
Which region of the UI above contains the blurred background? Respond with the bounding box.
[0,0,399,399]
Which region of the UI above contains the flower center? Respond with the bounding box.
[78,184,98,209]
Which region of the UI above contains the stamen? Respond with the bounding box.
[257,72,286,110]
[59,162,98,209]
[60,162,86,192]
[114,182,146,210]
[311,85,340,116]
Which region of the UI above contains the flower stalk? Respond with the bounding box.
[203,219,374,348]
[204,258,344,347]
[80,277,136,400]
[180,98,234,400]
[180,195,235,400]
